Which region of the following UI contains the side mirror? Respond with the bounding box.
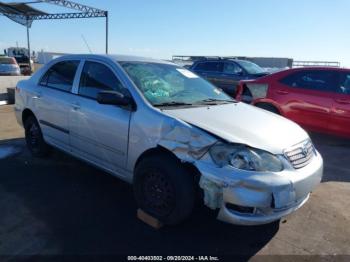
[97,90,134,108]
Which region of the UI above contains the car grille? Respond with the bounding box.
[284,140,315,169]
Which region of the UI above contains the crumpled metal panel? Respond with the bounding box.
[158,120,217,162]
[152,116,303,215]
[199,177,223,209]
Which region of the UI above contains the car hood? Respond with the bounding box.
[251,72,269,78]
[163,102,309,154]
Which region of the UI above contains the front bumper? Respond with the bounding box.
[217,193,309,225]
[197,151,323,225]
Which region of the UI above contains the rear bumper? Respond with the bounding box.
[14,92,24,127]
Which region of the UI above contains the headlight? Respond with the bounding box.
[209,143,283,172]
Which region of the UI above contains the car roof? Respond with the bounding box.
[194,58,247,63]
[241,66,350,83]
[284,66,350,72]
[55,54,174,65]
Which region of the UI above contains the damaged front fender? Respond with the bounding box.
[156,119,297,212]
[158,120,218,162]
[130,110,321,225]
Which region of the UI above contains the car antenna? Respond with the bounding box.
[81,34,93,54]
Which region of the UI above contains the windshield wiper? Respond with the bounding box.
[194,98,237,105]
[153,101,194,107]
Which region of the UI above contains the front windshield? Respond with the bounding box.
[236,60,265,75]
[120,62,234,107]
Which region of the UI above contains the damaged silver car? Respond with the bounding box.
[15,54,323,226]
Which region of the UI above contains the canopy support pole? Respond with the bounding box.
[26,18,32,73]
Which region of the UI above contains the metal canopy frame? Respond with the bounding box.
[0,0,109,73]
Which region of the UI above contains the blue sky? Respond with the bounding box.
[1,0,350,66]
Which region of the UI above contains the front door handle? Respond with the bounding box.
[335,99,350,104]
[276,89,289,95]
[33,92,42,99]
[71,102,81,110]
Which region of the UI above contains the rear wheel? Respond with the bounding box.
[24,116,50,157]
[256,103,280,115]
[133,154,195,225]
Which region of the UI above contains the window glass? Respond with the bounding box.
[280,70,336,92]
[41,61,79,92]
[39,72,49,86]
[194,62,221,72]
[223,62,242,74]
[79,61,124,99]
[120,62,233,106]
[338,73,350,95]
[0,57,16,64]
[236,60,265,74]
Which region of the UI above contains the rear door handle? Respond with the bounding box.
[71,102,81,110]
[335,99,350,104]
[276,89,289,95]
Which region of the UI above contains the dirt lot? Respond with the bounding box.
[0,105,349,261]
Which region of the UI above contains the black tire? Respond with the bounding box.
[134,154,195,225]
[24,116,50,157]
[256,103,280,115]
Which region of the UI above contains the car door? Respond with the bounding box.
[329,71,350,137]
[69,59,131,176]
[214,62,244,96]
[34,60,80,152]
[276,69,337,132]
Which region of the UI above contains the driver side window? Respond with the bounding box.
[79,61,124,100]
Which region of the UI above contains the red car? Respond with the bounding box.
[235,67,350,138]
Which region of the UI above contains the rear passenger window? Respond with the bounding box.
[194,62,222,72]
[280,70,337,92]
[79,61,124,100]
[40,61,79,92]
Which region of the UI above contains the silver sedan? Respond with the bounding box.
[14,54,323,226]
[0,57,21,76]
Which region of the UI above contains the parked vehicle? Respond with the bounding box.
[236,67,350,138]
[0,56,21,76]
[13,55,33,75]
[6,47,33,75]
[15,55,323,226]
[189,58,268,96]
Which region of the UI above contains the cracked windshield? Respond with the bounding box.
[121,62,234,107]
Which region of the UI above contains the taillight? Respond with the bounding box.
[245,83,269,99]
[10,58,17,65]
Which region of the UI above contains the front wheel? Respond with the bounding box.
[24,116,50,157]
[133,154,195,225]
